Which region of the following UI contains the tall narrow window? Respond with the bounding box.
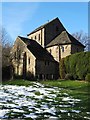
[35,36,36,40]
[56,47,58,53]
[62,46,64,52]
[28,58,30,64]
[38,34,40,41]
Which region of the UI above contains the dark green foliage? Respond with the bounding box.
[60,58,66,79]
[85,73,90,82]
[60,52,90,80]
[64,56,70,74]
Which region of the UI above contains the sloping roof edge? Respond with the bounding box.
[46,31,85,48]
[18,36,55,61]
[27,17,59,36]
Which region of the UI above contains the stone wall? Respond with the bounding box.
[11,37,36,78]
[47,44,84,62]
[47,46,60,62]
[28,28,45,47]
[47,44,71,62]
[35,60,58,79]
[60,44,71,59]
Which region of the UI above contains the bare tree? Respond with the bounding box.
[1,27,12,67]
[10,39,25,76]
[0,26,13,80]
[72,31,88,51]
[0,27,2,82]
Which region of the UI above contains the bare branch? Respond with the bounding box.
[72,31,88,51]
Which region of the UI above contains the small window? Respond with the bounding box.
[35,36,36,40]
[28,58,30,64]
[62,46,64,52]
[38,34,40,41]
[56,47,58,53]
[31,37,33,39]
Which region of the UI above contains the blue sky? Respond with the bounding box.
[2,2,88,42]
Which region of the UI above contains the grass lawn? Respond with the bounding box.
[41,80,90,97]
[41,80,90,113]
[1,79,90,119]
[2,79,33,86]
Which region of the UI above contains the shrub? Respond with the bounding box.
[60,51,90,80]
[65,73,73,80]
[85,73,90,82]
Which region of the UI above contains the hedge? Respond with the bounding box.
[85,73,90,82]
[60,51,90,80]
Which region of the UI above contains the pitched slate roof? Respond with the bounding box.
[27,17,65,36]
[46,31,85,48]
[18,36,55,61]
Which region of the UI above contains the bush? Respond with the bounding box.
[65,73,73,80]
[60,51,90,80]
[85,73,90,82]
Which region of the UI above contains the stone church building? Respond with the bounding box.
[11,17,85,79]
